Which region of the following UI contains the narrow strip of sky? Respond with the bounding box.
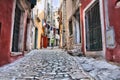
[53,0,60,9]
[37,0,60,12]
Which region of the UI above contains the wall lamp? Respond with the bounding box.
[115,0,120,8]
[36,17,41,22]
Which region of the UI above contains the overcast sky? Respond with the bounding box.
[37,0,60,12]
[53,0,60,9]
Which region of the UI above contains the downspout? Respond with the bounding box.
[104,0,110,29]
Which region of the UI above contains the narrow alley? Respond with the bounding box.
[0,0,120,80]
[0,49,120,80]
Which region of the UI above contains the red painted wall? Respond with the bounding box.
[80,0,92,54]
[43,36,48,48]
[0,0,14,66]
[23,11,28,51]
[80,0,120,62]
[107,0,120,62]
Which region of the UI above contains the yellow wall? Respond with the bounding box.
[34,11,44,49]
[59,24,63,48]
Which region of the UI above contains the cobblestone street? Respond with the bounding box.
[0,49,93,80]
[1,0,120,80]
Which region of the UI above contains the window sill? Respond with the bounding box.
[11,52,23,56]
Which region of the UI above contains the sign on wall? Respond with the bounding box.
[106,27,115,48]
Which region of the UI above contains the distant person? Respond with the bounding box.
[51,37,55,49]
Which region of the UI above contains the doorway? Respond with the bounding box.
[34,28,38,49]
[85,1,102,51]
[73,9,81,44]
[12,4,21,52]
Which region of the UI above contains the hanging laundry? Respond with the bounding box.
[46,24,50,29]
[50,26,53,30]
[53,28,56,34]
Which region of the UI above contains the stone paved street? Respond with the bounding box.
[0,49,93,80]
[73,57,120,80]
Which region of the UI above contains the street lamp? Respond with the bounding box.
[115,0,120,8]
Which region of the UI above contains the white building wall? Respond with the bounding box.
[26,21,33,51]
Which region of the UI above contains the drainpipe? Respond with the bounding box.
[104,0,110,29]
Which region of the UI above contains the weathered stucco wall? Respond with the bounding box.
[106,0,120,62]
[0,0,14,66]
